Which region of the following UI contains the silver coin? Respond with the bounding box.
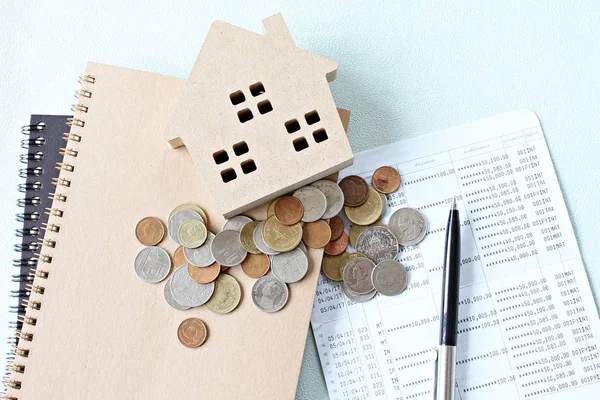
[223,215,253,232]
[342,282,377,303]
[342,257,376,294]
[168,209,204,245]
[169,264,214,307]
[372,259,408,296]
[378,191,388,219]
[388,207,427,246]
[252,275,289,312]
[163,278,190,311]
[311,180,344,219]
[253,220,280,255]
[271,248,308,283]
[293,186,327,222]
[356,226,399,264]
[134,246,171,283]
[184,232,216,267]
[211,230,248,267]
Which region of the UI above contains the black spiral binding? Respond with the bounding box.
[3,75,94,399]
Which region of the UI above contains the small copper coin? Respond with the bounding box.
[135,217,165,246]
[241,253,270,278]
[324,232,349,256]
[329,216,345,241]
[339,175,369,207]
[188,262,220,284]
[173,246,187,268]
[372,166,401,194]
[302,220,332,249]
[274,196,304,226]
[177,318,207,348]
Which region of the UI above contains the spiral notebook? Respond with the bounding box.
[5,63,338,399]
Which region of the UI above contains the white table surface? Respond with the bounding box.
[1,1,599,399]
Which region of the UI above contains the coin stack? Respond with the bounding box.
[322,166,428,303]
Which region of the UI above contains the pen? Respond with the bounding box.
[434,197,461,400]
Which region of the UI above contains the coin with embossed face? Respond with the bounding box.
[372,259,407,296]
[211,230,247,267]
[184,232,215,267]
[302,220,332,249]
[135,217,165,246]
[205,274,242,314]
[178,219,207,248]
[177,318,207,348]
[356,226,398,264]
[134,246,171,283]
[241,253,270,278]
[342,257,375,294]
[349,220,385,249]
[372,166,401,194]
[252,275,289,312]
[339,175,369,207]
[388,208,427,246]
[342,282,377,303]
[271,248,308,283]
[170,265,214,307]
[293,186,327,222]
[253,220,279,255]
[240,221,262,255]
[168,210,203,245]
[262,216,302,252]
[311,180,345,219]
[274,196,304,226]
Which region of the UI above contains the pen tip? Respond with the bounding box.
[451,195,458,210]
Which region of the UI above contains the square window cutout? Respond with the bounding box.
[293,137,309,152]
[237,108,253,123]
[213,149,229,164]
[313,128,328,143]
[257,100,273,114]
[285,119,300,134]
[220,168,237,183]
[241,159,257,174]
[249,82,265,97]
[305,110,320,125]
[229,90,245,105]
[233,141,249,156]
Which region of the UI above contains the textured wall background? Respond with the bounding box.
[1,1,598,399]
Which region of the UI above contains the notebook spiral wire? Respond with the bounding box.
[3,75,94,399]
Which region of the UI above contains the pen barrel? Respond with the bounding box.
[440,209,461,346]
[435,345,457,400]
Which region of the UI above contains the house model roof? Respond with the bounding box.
[165,13,354,218]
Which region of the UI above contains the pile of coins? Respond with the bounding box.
[322,166,428,302]
[133,178,353,347]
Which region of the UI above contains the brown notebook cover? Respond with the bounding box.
[6,63,345,399]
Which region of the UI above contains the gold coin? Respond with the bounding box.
[173,246,187,267]
[205,274,242,315]
[241,253,270,278]
[188,262,220,284]
[240,221,261,254]
[177,318,207,348]
[322,252,349,281]
[135,217,165,246]
[342,252,367,274]
[262,216,302,252]
[324,232,349,256]
[169,203,209,227]
[267,198,279,218]
[377,191,388,219]
[177,219,207,248]
[302,220,332,249]
[349,220,385,248]
[344,187,383,226]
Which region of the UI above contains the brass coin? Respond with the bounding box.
[177,219,207,248]
[344,188,383,226]
[324,232,349,256]
[349,220,385,248]
[205,274,242,315]
[173,246,187,267]
[322,252,349,281]
[378,191,388,219]
[135,217,165,246]
[240,221,262,255]
[188,262,220,284]
[169,203,209,226]
[329,216,345,241]
[274,195,304,226]
[267,198,279,218]
[241,253,270,278]
[177,318,207,348]
[339,175,369,207]
[372,166,401,194]
[302,220,332,249]
[262,216,302,252]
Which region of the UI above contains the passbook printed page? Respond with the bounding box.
[311,110,600,400]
